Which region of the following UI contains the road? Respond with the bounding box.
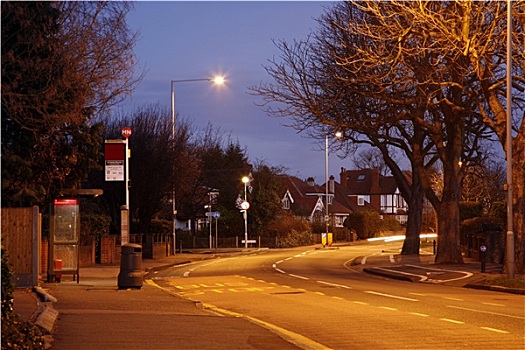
[148,242,525,350]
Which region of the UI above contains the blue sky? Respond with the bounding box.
[120,1,352,183]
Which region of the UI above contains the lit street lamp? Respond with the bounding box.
[241,176,251,249]
[170,76,225,255]
[324,131,343,247]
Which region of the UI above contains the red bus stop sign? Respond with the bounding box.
[122,127,132,139]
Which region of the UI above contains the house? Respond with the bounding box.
[339,168,408,224]
[276,175,374,228]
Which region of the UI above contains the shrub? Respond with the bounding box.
[267,215,314,247]
[344,211,381,239]
[380,218,401,232]
[1,248,45,350]
[80,214,111,245]
[149,219,172,234]
[459,201,483,221]
[275,229,315,248]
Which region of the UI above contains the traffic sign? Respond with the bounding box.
[205,211,220,218]
[122,126,132,139]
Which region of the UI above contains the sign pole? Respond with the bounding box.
[122,127,132,246]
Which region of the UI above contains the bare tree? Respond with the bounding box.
[1,1,140,207]
[251,1,506,263]
[352,147,393,176]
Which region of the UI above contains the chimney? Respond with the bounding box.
[340,167,347,189]
[306,177,315,186]
[329,175,335,193]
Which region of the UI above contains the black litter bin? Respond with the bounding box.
[118,243,143,289]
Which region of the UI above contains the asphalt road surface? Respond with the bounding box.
[148,242,525,350]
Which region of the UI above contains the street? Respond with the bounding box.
[149,242,525,350]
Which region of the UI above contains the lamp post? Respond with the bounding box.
[325,131,343,247]
[241,176,250,249]
[505,0,514,278]
[170,76,225,255]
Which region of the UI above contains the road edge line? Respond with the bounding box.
[202,302,333,350]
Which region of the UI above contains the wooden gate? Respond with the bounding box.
[1,206,41,287]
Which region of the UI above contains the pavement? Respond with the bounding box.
[12,245,525,349]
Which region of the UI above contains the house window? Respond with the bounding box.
[282,197,290,210]
[358,196,365,206]
[357,174,366,181]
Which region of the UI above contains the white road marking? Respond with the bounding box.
[364,290,419,302]
[389,255,396,263]
[316,281,352,289]
[289,274,309,280]
[482,302,505,307]
[480,327,509,334]
[379,306,398,311]
[405,264,473,283]
[440,318,464,324]
[410,312,429,317]
[447,305,525,320]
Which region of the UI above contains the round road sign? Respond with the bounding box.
[122,127,132,139]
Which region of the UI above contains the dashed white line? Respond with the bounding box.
[289,274,309,280]
[480,327,509,334]
[410,312,429,317]
[317,281,352,289]
[364,290,419,302]
[275,268,286,274]
[440,318,464,324]
[447,305,525,320]
[379,306,398,311]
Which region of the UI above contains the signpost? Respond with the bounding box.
[105,127,132,246]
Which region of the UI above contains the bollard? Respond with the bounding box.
[433,240,436,255]
[480,245,487,273]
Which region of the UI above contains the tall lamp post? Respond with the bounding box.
[241,176,251,249]
[324,131,342,247]
[171,76,225,255]
[505,0,514,278]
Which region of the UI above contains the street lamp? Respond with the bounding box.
[324,131,343,247]
[505,0,514,278]
[170,76,225,255]
[241,176,251,249]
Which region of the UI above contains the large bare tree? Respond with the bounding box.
[253,1,523,266]
[1,1,140,207]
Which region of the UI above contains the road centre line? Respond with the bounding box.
[480,327,510,334]
[443,297,463,301]
[364,290,419,302]
[440,318,465,324]
[379,306,398,311]
[410,312,429,317]
[447,305,525,320]
[482,302,505,307]
[289,274,309,280]
[316,281,352,289]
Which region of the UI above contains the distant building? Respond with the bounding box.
[339,168,408,224]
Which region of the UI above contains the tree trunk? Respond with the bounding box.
[401,178,424,255]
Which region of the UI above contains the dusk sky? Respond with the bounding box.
[119,1,356,184]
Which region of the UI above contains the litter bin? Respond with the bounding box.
[118,243,143,289]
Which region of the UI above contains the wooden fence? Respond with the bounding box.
[1,206,41,287]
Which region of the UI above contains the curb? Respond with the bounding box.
[32,286,59,335]
[464,283,525,295]
[362,267,416,282]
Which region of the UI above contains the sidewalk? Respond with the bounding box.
[14,250,303,350]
